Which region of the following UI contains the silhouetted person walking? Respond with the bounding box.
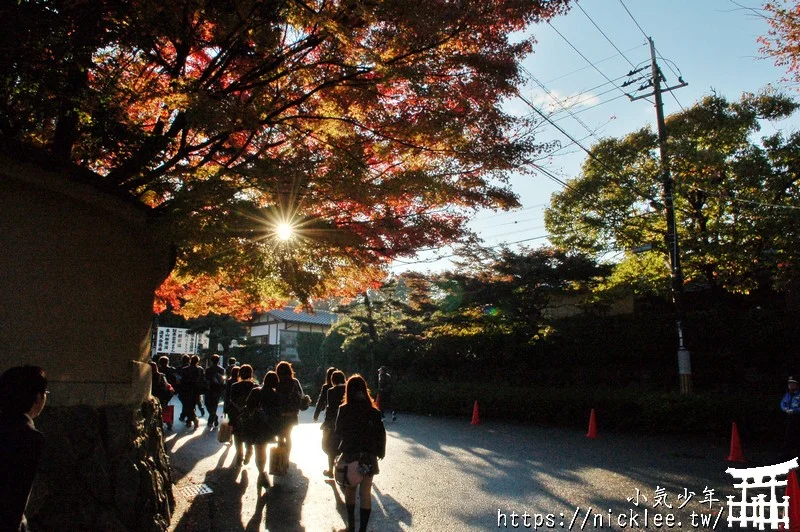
[377,366,396,422]
[335,374,386,532]
[276,361,304,460]
[179,355,205,429]
[321,370,346,478]
[0,365,48,532]
[205,354,225,428]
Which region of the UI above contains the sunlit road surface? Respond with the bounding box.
[166,401,775,531]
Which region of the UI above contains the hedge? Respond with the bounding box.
[392,381,781,441]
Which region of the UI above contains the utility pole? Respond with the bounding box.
[627,38,690,393]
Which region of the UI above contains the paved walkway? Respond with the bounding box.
[164,400,780,531]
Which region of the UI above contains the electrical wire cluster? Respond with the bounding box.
[395,0,693,271]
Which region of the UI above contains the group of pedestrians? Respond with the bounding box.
[149,354,228,430]
[222,360,308,493]
[149,357,390,532]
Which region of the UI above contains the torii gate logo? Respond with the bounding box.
[726,457,798,529]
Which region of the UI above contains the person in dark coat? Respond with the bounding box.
[0,365,48,532]
[224,365,240,418]
[178,355,205,429]
[276,361,304,459]
[157,356,179,390]
[225,357,238,378]
[334,374,386,532]
[177,354,190,422]
[313,367,336,423]
[377,366,396,422]
[240,370,280,493]
[229,364,257,466]
[321,370,346,478]
[149,361,173,406]
[204,354,226,428]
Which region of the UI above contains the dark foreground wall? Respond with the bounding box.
[0,154,174,530]
[31,399,173,531]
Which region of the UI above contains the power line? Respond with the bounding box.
[496,216,547,227]
[519,73,629,124]
[389,235,551,267]
[550,92,629,124]
[480,224,546,240]
[528,71,598,140]
[685,184,800,211]
[470,203,546,222]
[576,1,638,69]
[657,54,683,83]
[516,89,662,206]
[542,75,629,119]
[532,132,596,162]
[614,0,687,112]
[529,162,661,251]
[618,0,649,40]
[655,52,686,111]
[546,21,640,104]
[534,78,630,123]
[543,43,648,85]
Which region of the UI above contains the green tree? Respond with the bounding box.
[545,91,800,295]
[323,280,418,375]
[592,251,671,310]
[322,248,607,379]
[425,246,609,353]
[185,313,249,356]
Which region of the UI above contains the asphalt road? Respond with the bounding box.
[165,401,777,531]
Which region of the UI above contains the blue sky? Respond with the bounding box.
[390,0,798,274]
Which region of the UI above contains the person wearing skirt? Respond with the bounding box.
[334,374,386,532]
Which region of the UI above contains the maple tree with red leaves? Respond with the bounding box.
[1,0,570,315]
[761,1,800,86]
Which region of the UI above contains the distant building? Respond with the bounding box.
[249,307,339,361]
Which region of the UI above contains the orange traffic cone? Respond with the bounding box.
[586,408,598,439]
[787,469,800,532]
[726,422,746,462]
[471,400,481,425]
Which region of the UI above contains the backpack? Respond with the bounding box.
[240,403,274,442]
[206,367,225,392]
[196,369,209,393]
[278,379,302,413]
[182,366,207,392]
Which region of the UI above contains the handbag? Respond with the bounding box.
[334,454,367,487]
[162,404,174,424]
[300,394,312,411]
[240,407,272,442]
[269,444,289,476]
[217,420,233,443]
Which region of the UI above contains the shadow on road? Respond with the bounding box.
[262,460,310,532]
[372,485,413,530]
[385,413,778,528]
[164,424,227,485]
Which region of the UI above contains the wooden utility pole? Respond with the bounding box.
[629,37,690,393]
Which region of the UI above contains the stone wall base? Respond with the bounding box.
[28,398,173,531]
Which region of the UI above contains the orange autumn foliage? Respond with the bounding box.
[3,0,572,316]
